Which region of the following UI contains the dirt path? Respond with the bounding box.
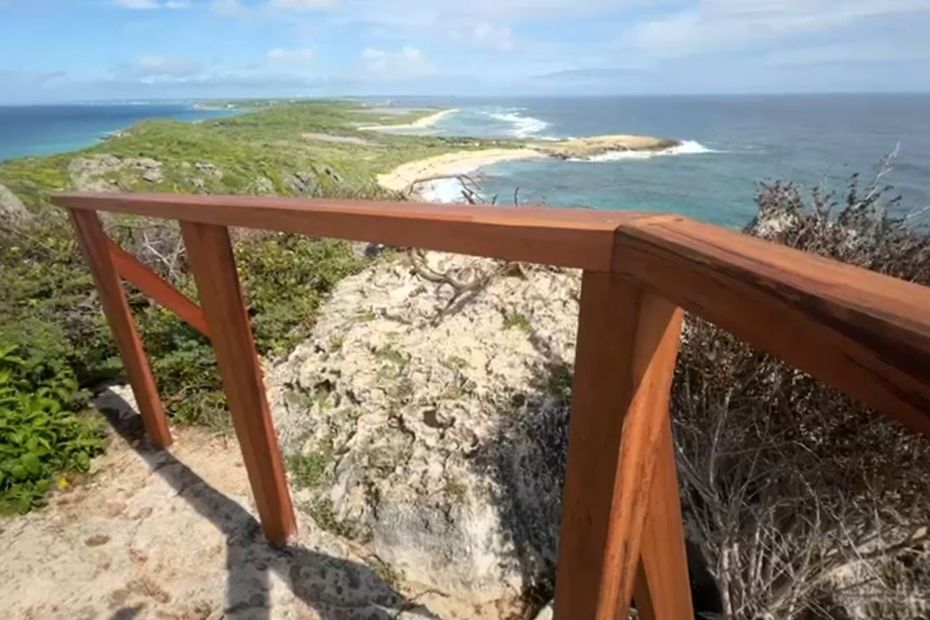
[0,386,461,620]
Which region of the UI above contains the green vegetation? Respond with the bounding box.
[375,344,410,370]
[368,555,403,588]
[0,99,469,510]
[503,311,533,334]
[0,341,104,514]
[308,497,360,539]
[286,447,332,490]
[0,100,517,213]
[545,364,573,405]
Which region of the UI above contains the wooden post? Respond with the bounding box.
[68,209,172,448]
[633,417,694,620]
[553,270,685,619]
[180,221,296,546]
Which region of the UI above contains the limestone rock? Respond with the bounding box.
[285,170,320,196]
[179,161,223,191]
[533,603,553,620]
[269,252,581,611]
[0,384,463,619]
[68,155,164,191]
[531,134,680,160]
[193,161,222,179]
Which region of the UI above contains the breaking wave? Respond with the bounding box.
[574,140,719,162]
[484,108,552,139]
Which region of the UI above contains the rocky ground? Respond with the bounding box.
[268,252,582,617]
[0,385,484,620]
[0,251,578,620]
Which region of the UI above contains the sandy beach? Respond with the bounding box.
[377,133,682,196]
[377,148,544,193]
[359,108,460,132]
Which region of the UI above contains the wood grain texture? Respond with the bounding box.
[53,192,647,271]
[633,417,694,620]
[108,239,210,337]
[68,209,172,448]
[180,221,296,545]
[613,216,930,437]
[553,271,685,620]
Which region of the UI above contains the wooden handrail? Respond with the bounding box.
[108,238,210,337]
[55,192,646,270]
[615,216,930,437]
[52,192,930,620]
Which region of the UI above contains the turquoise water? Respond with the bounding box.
[398,95,930,228]
[3,97,928,229]
[0,103,240,162]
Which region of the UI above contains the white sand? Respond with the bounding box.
[359,108,460,132]
[376,133,681,198]
[377,148,544,193]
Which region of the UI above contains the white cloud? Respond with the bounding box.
[129,54,202,78]
[267,47,316,63]
[472,23,515,51]
[210,0,245,16]
[765,43,930,67]
[114,0,158,8]
[621,0,930,59]
[269,0,341,10]
[361,46,435,78]
[113,0,189,9]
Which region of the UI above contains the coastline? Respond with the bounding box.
[377,148,544,193]
[0,102,242,163]
[377,133,683,198]
[359,108,460,132]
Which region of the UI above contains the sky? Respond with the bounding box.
[1,0,930,102]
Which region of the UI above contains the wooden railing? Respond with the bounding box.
[53,192,930,620]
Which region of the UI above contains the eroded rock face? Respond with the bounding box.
[179,161,224,191]
[269,252,581,610]
[68,155,164,191]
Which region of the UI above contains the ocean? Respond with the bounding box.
[1,96,928,228]
[0,102,239,162]
[398,95,930,228]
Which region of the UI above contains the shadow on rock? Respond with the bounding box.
[96,391,441,620]
[469,329,573,610]
[473,326,721,618]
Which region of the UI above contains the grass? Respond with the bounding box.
[0,99,521,217]
[286,448,331,490]
[1,99,483,510]
[375,344,410,369]
[368,555,403,588]
[308,497,360,539]
[503,311,533,334]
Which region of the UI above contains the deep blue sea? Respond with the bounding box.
[0,102,239,162]
[1,96,928,228]
[394,95,930,228]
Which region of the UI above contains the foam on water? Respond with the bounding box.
[416,178,470,203]
[485,108,551,138]
[572,140,719,162]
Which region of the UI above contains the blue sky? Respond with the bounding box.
[1,0,930,102]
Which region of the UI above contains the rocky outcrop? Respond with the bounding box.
[284,170,320,196]
[68,155,164,192]
[532,134,680,159]
[269,252,581,613]
[0,183,32,227]
[179,161,223,191]
[0,384,463,619]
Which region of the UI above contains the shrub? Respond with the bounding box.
[0,338,104,514]
[236,233,366,355]
[0,218,368,434]
[674,161,930,618]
